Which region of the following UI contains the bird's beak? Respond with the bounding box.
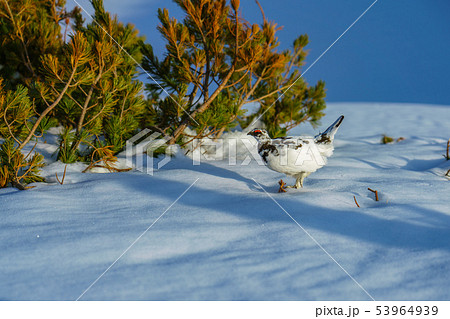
[247,131,253,136]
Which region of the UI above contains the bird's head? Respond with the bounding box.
[247,128,270,142]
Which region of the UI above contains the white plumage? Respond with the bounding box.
[248,115,344,191]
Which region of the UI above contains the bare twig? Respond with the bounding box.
[82,164,132,173]
[81,144,132,173]
[353,196,360,208]
[55,164,68,185]
[23,141,38,161]
[278,179,287,193]
[63,17,69,43]
[3,104,22,144]
[255,0,267,22]
[11,180,26,190]
[444,139,450,161]
[445,169,450,177]
[11,180,35,190]
[368,188,379,201]
[148,126,169,137]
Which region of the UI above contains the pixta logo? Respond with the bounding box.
[126,129,171,175]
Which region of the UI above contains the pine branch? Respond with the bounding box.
[2,0,37,78]
[76,71,103,134]
[19,63,77,150]
[247,83,293,104]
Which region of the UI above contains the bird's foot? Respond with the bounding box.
[278,179,287,193]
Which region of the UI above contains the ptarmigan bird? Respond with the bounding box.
[248,115,344,192]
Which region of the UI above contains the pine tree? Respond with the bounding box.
[0,78,45,189]
[1,0,145,164]
[81,0,145,154]
[0,0,83,89]
[0,0,145,189]
[141,0,326,143]
[34,0,146,162]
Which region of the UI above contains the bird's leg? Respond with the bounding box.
[290,172,311,189]
[286,175,302,189]
[297,173,305,188]
[283,173,311,190]
[286,178,300,189]
[298,172,311,188]
[278,179,287,193]
[295,176,302,189]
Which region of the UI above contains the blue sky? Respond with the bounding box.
[69,0,450,105]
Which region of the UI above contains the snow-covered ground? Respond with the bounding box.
[1,103,449,301]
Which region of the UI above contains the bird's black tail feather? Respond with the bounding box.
[314,115,344,144]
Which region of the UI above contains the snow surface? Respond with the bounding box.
[0,103,449,301]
